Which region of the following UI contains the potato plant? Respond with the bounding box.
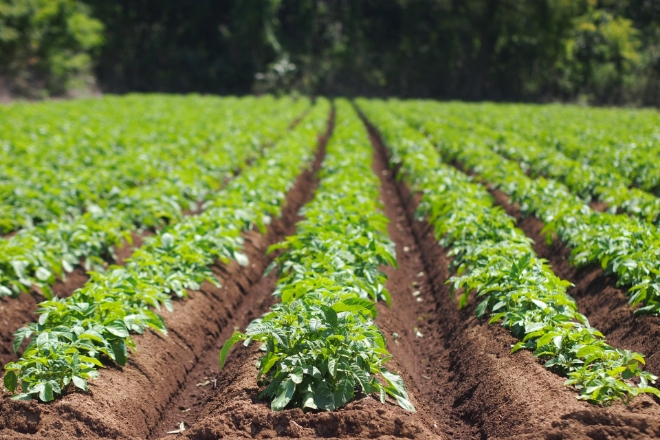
[0,96,309,299]
[425,106,660,225]
[3,99,331,402]
[220,100,414,412]
[393,101,660,316]
[359,99,660,405]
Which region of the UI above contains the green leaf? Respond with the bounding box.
[35,267,51,281]
[381,370,408,399]
[334,375,354,407]
[4,371,17,392]
[290,366,304,384]
[395,395,416,412]
[272,378,296,411]
[511,341,527,353]
[105,320,129,338]
[576,345,604,359]
[110,340,128,366]
[313,381,335,411]
[161,233,175,249]
[475,298,489,318]
[39,383,54,402]
[219,332,246,370]
[38,312,50,326]
[72,376,88,391]
[235,252,249,267]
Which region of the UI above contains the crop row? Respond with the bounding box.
[358,99,660,405]
[220,100,414,412]
[458,103,660,195]
[3,99,331,402]
[0,96,284,233]
[387,101,660,315]
[0,96,308,299]
[406,103,660,226]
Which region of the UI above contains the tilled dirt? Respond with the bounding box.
[175,118,438,440]
[0,122,281,370]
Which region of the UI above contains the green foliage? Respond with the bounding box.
[393,100,660,315]
[359,98,660,405]
[559,6,642,103]
[0,0,104,96]
[402,102,660,224]
[220,100,414,412]
[0,95,309,299]
[4,98,330,402]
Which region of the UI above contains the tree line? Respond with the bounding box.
[1,0,659,106]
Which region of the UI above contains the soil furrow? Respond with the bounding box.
[368,128,477,439]
[0,112,333,440]
[361,115,660,439]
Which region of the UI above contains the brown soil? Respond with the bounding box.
[489,187,660,378]
[589,200,608,212]
[175,112,438,440]
[0,110,335,440]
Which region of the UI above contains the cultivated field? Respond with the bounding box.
[1,95,660,439]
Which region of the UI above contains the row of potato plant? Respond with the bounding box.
[410,103,660,226]
[389,101,660,316]
[3,99,331,402]
[219,100,414,412]
[461,102,660,195]
[0,97,309,299]
[0,96,263,232]
[357,99,660,405]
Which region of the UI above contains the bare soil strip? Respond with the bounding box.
[147,114,334,438]
[368,131,476,440]
[488,187,660,378]
[362,117,660,439]
[0,113,332,440]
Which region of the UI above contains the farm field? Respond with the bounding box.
[1,95,660,439]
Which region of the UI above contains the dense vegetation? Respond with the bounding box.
[2,0,660,105]
[360,99,660,405]
[3,95,323,401]
[2,96,660,417]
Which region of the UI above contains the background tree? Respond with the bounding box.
[0,0,103,97]
[2,0,659,105]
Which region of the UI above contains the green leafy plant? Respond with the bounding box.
[393,100,660,315]
[219,99,414,413]
[358,98,660,405]
[4,98,331,402]
[0,95,310,299]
